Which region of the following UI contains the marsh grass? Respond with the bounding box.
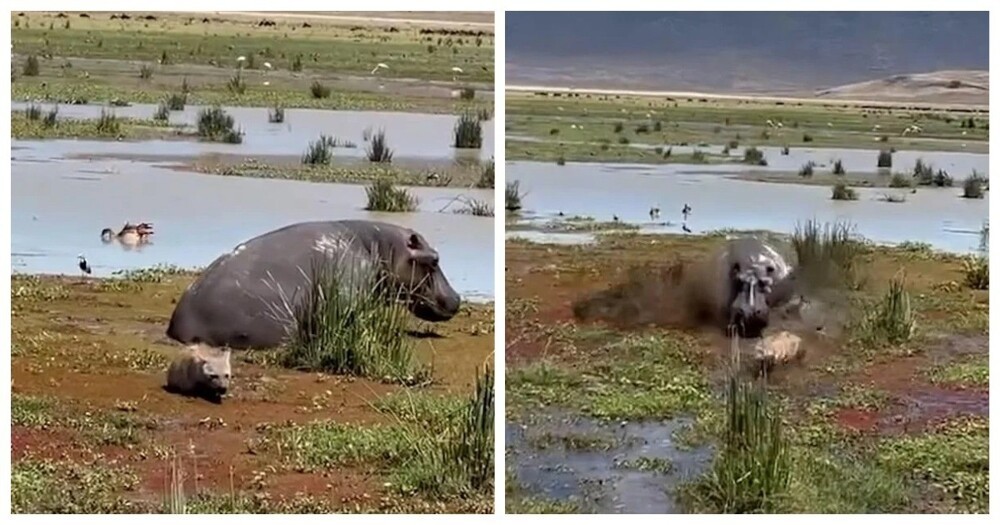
[832,159,846,175]
[165,92,187,111]
[268,106,285,123]
[855,274,916,347]
[138,63,154,80]
[23,54,40,76]
[366,129,394,163]
[153,102,170,121]
[962,171,987,199]
[877,150,892,168]
[454,198,494,217]
[271,257,423,383]
[24,103,42,121]
[310,80,331,99]
[798,161,815,177]
[831,183,858,201]
[96,108,121,135]
[888,173,911,188]
[302,135,336,165]
[742,147,766,166]
[42,106,58,127]
[226,70,246,95]
[196,106,242,143]
[476,159,494,189]
[365,179,419,212]
[453,112,483,149]
[505,181,524,212]
[962,255,988,290]
[689,337,789,513]
[791,220,862,290]
[459,87,476,100]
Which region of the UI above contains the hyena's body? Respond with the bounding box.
[166,344,231,402]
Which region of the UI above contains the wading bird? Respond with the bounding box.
[77,254,92,276]
[682,203,692,221]
[649,205,661,220]
[371,63,389,75]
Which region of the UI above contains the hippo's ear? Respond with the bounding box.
[766,271,798,308]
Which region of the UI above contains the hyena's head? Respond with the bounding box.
[192,345,231,396]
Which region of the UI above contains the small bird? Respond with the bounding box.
[371,63,389,75]
[682,224,692,234]
[263,62,272,70]
[682,204,692,221]
[77,254,92,276]
[236,56,247,63]
[612,214,620,222]
[649,205,661,220]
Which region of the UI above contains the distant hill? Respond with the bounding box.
[506,12,989,99]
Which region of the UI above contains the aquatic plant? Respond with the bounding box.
[831,183,858,201]
[962,171,987,199]
[138,63,154,80]
[691,149,706,163]
[877,150,892,168]
[798,161,815,177]
[309,80,331,99]
[290,54,303,72]
[742,146,767,166]
[856,274,916,347]
[165,93,186,111]
[791,220,861,290]
[455,198,494,217]
[556,155,566,166]
[888,173,911,188]
[802,133,814,143]
[476,107,492,121]
[301,135,336,165]
[832,159,846,175]
[365,129,394,163]
[273,257,420,382]
[152,102,170,122]
[459,87,476,100]
[268,106,285,124]
[912,158,934,185]
[453,112,483,149]
[24,103,42,121]
[365,179,419,212]
[931,169,953,188]
[962,255,988,290]
[476,159,494,189]
[42,106,58,128]
[96,109,121,135]
[196,106,242,143]
[159,50,171,66]
[505,181,524,212]
[226,70,246,95]
[781,145,790,155]
[23,55,40,76]
[613,122,624,133]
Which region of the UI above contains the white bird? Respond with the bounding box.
[236,56,247,62]
[451,66,464,73]
[263,62,272,70]
[371,63,389,75]
[262,81,270,86]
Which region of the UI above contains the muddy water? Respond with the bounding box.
[507,412,712,513]
[507,159,989,254]
[12,102,495,161]
[11,141,494,301]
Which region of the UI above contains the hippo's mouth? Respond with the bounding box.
[411,298,460,322]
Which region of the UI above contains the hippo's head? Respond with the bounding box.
[728,262,778,338]
[392,231,461,322]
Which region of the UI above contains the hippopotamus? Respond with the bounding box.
[715,237,798,337]
[166,220,462,349]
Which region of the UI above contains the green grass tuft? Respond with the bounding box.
[831,182,858,201]
[453,112,483,149]
[365,128,394,163]
[365,179,419,212]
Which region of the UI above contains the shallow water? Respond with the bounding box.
[12,102,495,162]
[12,140,494,301]
[507,412,712,513]
[507,159,989,254]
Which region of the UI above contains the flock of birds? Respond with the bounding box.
[605,203,693,233]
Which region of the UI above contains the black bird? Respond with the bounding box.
[682,204,692,221]
[77,254,92,276]
[612,214,620,222]
[649,205,661,220]
[682,223,692,234]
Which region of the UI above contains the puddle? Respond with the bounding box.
[12,102,494,162]
[508,158,989,254]
[12,141,495,301]
[507,411,712,513]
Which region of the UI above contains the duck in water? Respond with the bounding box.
[101,222,154,247]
